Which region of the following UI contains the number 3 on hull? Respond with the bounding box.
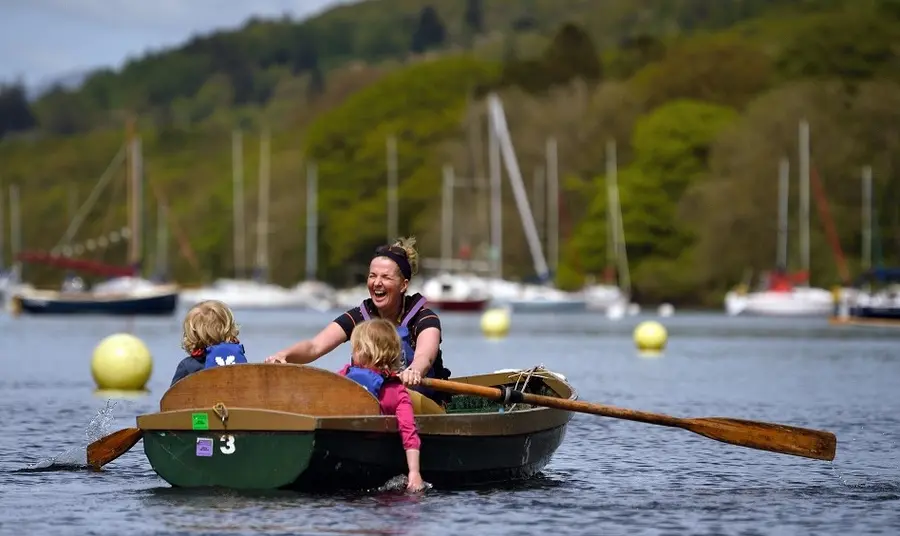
[219,435,235,454]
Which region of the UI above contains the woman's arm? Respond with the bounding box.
[265,322,347,364]
[400,326,440,385]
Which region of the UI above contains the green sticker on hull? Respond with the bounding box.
[191,412,209,430]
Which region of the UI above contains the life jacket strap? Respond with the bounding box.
[400,296,428,328]
[358,295,427,327]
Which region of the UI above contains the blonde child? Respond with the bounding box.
[171,300,248,386]
[339,318,425,492]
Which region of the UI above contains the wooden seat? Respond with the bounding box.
[408,389,446,415]
[160,363,382,416]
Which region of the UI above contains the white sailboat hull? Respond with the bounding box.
[725,287,834,317]
[180,279,329,311]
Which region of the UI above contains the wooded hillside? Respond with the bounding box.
[1,0,898,305]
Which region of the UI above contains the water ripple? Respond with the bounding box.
[0,312,898,535]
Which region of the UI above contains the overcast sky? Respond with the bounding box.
[0,0,345,88]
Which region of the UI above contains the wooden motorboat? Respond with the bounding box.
[136,364,575,491]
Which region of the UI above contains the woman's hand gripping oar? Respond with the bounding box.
[421,378,836,461]
[86,428,143,470]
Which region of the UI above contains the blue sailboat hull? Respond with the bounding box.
[848,306,900,321]
[16,291,178,316]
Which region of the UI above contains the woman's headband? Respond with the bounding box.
[374,245,412,280]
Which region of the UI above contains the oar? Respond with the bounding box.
[421,378,837,461]
[86,427,143,470]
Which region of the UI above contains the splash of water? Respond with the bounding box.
[829,425,900,490]
[20,400,119,471]
[376,474,433,493]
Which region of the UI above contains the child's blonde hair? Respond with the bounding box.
[181,300,240,353]
[350,318,403,373]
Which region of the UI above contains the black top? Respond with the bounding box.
[332,292,450,378]
[170,356,203,386]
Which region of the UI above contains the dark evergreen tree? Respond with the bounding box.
[307,64,326,100]
[542,23,602,87]
[0,82,36,138]
[464,0,484,34]
[410,6,446,53]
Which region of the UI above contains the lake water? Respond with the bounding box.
[1,309,898,535]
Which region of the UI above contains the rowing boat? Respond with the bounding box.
[136,364,575,490]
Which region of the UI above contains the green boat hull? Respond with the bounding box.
[143,424,567,491]
[143,431,315,489]
[140,365,576,491]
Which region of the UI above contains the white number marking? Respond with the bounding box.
[219,434,236,454]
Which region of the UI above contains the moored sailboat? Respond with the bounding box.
[12,122,179,316]
[725,121,834,317]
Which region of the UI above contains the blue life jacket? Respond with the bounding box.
[344,366,388,398]
[201,342,248,370]
[360,296,427,369]
[359,296,449,402]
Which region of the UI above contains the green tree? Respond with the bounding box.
[606,35,666,80]
[304,56,499,276]
[631,35,773,109]
[568,99,738,302]
[776,11,900,83]
[33,86,95,135]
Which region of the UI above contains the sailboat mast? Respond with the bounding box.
[605,139,618,280]
[488,112,502,279]
[306,161,318,281]
[486,94,549,281]
[799,120,810,282]
[0,184,4,269]
[127,118,142,270]
[255,128,271,281]
[387,136,398,242]
[862,166,872,271]
[9,185,19,263]
[609,140,631,295]
[441,165,455,270]
[546,137,559,276]
[777,158,790,270]
[232,129,246,279]
[155,202,168,280]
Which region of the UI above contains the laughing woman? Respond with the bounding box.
[265,237,452,404]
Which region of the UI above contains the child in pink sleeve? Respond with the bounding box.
[338,318,424,492]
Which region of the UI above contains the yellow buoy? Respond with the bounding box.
[481,307,511,338]
[634,320,667,356]
[91,333,153,391]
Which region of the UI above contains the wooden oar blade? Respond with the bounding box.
[86,427,143,470]
[684,417,836,461]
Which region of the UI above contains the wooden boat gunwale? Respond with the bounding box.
[137,403,572,437]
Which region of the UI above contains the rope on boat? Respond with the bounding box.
[213,402,228,426]
[502,364,559,412]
